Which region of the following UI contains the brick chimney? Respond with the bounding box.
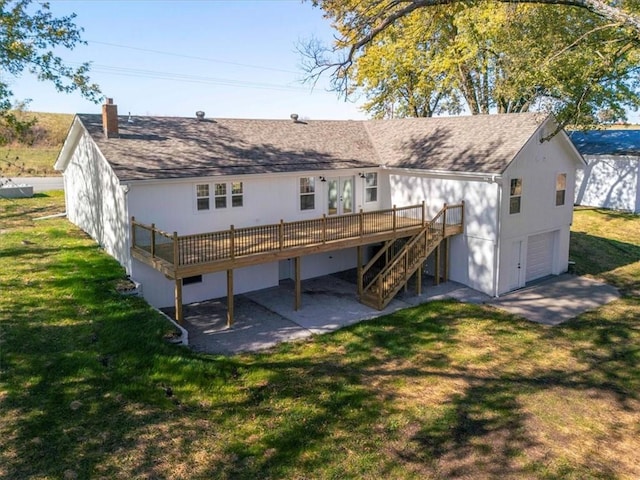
[102,98,119,138]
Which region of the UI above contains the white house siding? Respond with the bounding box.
[497,132,577,295]
[132,260,279,309]
[127,169,380,235]
[388,172,500,295]
[126,171,376,308]
[575,155,640,213]
[62,130,130,270]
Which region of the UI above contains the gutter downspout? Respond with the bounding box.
[493,179,502,298]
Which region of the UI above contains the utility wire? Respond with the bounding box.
[86,39,300,75]
[74,62,316,92]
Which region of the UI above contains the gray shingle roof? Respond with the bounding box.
[365,113,548,174]
[75,112,549,182]
[78,114,380,182]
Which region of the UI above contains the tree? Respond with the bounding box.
[303,0,640,124]
[0,0,100,143]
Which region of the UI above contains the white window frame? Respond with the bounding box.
[231,181,243,207]
[214,183,227,209]
[299,177,316,211]
[195,184,210,212]
[364,172,378,203]
[555,173,567,206]
[509,178,522,214]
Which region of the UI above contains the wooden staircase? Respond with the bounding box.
[359,205,459,310]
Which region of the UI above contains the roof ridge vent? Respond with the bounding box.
[196,111,205,121]
[290,113,299,123]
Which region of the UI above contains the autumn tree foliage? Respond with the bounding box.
[302,0,640,124]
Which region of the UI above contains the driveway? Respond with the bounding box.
[488,274,620,326]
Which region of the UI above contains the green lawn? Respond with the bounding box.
[1,195,638,479]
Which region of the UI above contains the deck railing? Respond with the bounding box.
[361,202,464,309]
[131,204,428,269]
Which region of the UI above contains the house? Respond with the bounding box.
[570,130,640,213]
[55,100,585,322]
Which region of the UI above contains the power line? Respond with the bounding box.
[86,39,300,75]
[77,62,315,93]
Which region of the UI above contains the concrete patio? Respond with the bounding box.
[163,272,620,355]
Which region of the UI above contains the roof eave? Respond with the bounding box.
[54,115,85,171]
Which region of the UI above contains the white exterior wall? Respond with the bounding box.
[127,170,378,308]
[388,173,500,294]
[62,130,130,270]
[575,155,640,213]
[497,131,578,295]
[127,169,381,233]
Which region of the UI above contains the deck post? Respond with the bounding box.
[294,256,301,311]
[322,215,327,243]
[227,269,234,327]
[392,205,397,232]
[229,225,235,260]
[279,220,284,250]
[461,200,465,227]
[404,254,409,293]
[444,237,450,282]
[359,209,364,236]
[416,264,422,295]
[435,244,441,286]
[172,232,179,266]
[357,246,363,296]
[151,223,156,257]
[174,278,183,325]
[442,203,447,238]
[421,201,425,226]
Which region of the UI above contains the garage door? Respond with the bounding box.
[526,231,555,282]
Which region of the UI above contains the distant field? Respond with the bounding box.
[0,112,73,177]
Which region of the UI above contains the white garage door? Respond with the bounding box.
[526,231,555,282]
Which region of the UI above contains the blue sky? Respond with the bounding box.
[9,0,366,120]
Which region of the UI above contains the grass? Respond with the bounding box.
[1,196,639,479]
[0,112,73,177]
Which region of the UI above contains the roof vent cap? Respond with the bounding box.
[290,113,299,122]
[195,111,205,121]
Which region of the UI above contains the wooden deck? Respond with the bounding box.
[130,204,456,279]
[131,202,464,325]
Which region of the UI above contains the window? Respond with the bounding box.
[556,173,567,206]
[231,182,243,207]
[300,177,315,210]
[214,183,227,209]
[183,275,202,285]
[196,184,210,211]
[365,173,378,202]
[509,178,522,214]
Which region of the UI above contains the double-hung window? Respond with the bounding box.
[365,173,378,202]
[214,183,227,209]
[231,182,243,207]
[555,173,567,206]
[196,182,243,211]
[300,177,315,211]
[196,184,210,211]
[510,178,522,214]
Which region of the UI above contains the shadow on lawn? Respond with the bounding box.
[3,238,639,478]
[570,232,640,276]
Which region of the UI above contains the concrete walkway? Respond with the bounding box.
[168,273,620,355]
